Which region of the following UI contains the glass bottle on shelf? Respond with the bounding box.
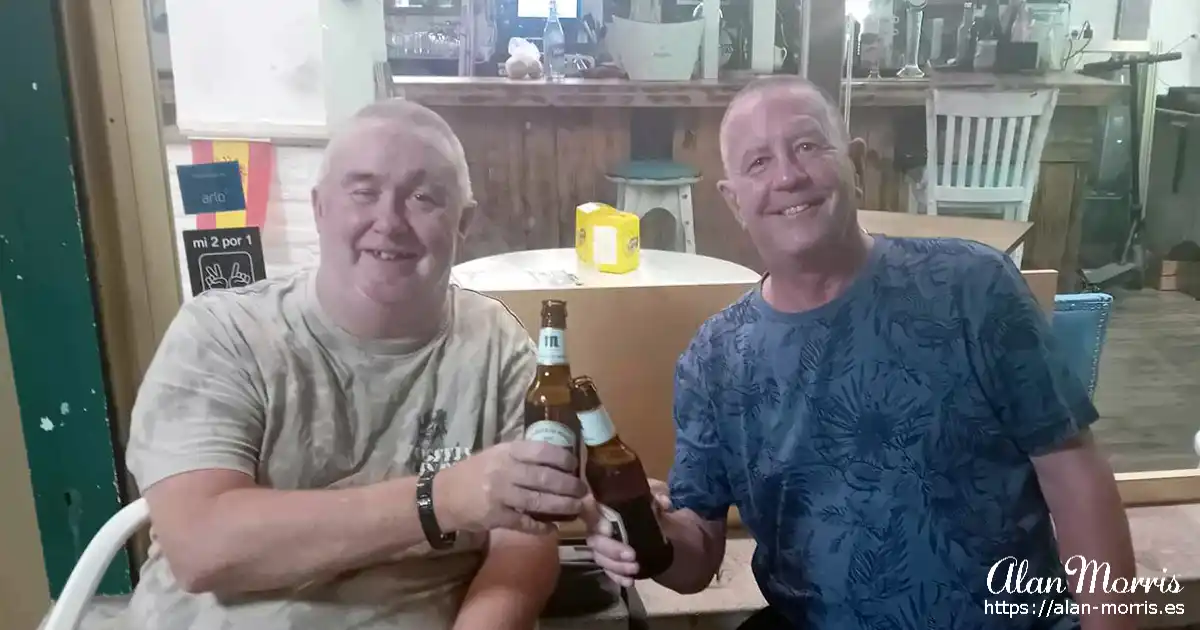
[896,0,927,78]
[952,1,974,68]
[543,0,567,81]
[859,4,884,78]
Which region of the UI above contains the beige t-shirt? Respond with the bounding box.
[120,270,536,630]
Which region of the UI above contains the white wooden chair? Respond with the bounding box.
[41,498,149,630]
[906,88,1060,267]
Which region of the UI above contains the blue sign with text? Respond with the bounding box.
[176,161,246,215]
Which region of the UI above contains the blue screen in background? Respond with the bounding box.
[517,0,579,19]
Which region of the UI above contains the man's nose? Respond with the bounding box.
[774,158,813,190]
[372,196,415,233]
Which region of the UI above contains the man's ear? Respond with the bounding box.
[848,138,867,200]
[716,179,745,229]
[457,202,478,240]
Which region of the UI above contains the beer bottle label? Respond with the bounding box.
[577,407,616,446]
[537,327,566,365]
[525,420,575,448]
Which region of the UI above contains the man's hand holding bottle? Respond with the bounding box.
[582,479,672,587]
[436,441,589,536]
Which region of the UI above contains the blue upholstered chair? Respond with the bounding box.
[1050,294,1200,466]
[1050,293,1113,401]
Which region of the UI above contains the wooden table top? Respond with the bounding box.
[859,209,1032,254]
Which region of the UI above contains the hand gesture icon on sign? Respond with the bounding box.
[203,264,229,290]
[202,262,252,291]
[228,262,251,287]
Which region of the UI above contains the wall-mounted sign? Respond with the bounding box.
[188,139,276,230]
[176,161,246,215]
[182,227,266,297]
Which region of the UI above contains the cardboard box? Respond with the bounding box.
[1147,258,1200,298]
[574,202,641,274]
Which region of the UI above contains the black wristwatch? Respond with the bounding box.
[417,468,457,550]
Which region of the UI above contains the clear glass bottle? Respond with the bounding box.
[953,1,974,67]
[543,0,567,81]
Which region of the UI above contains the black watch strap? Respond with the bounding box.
[417,468,456,550]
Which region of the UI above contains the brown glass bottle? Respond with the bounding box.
[570,376,675,580]
[523,299,582,522]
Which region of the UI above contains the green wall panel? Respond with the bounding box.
[0,0,132,597]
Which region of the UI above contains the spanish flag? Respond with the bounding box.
[189,140,275,230]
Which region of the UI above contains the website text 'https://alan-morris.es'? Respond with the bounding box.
[984,555,1187,619]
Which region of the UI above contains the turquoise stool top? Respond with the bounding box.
[1050,292,1113,401]
[607,160,701,182]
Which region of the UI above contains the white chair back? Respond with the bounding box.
[922,88,1059,222]
[41,498,149,630]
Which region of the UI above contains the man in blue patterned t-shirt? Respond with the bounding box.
[584,77,1136,630]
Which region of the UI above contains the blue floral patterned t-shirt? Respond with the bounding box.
[669,236,1098,630]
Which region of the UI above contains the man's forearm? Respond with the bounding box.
[173,475,452,595]
[1056,495,1137,630]
[453,530,560,630]
[1037,439,1137,630]
[653,509,726,594]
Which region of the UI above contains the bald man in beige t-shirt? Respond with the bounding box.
[118,101,587,629]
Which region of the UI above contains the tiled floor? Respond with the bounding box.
[1092,288,1200,473]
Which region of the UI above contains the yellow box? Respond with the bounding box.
[574,202,616,265]
[590,210,640,274]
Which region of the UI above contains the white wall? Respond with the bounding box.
[1147,0,1200,91]
[166,0,326,132]
[1067,0,1198,92]
[1071,0,1121,39]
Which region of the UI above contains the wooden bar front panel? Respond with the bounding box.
[435,106,632,262]
[433,100,1102,289]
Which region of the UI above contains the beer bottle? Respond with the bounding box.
[570,376,675,579]
[523,299,582,522]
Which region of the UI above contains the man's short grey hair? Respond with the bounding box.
[318,99,475,206]
[719,76,849,169]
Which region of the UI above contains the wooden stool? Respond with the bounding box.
[606,160,701,254]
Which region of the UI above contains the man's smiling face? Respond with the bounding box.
[313,118,467,307]
[717,83,860,259]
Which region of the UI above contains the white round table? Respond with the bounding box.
[451,248,761,292]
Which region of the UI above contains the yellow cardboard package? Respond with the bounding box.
[574,202,640,274]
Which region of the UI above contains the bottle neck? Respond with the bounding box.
[536,326,568,366]
[535,365,573,382]
[577,404,618,447]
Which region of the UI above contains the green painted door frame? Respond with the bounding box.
[0,1,132,597]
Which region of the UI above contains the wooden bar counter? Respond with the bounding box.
[395,72,1125,287]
